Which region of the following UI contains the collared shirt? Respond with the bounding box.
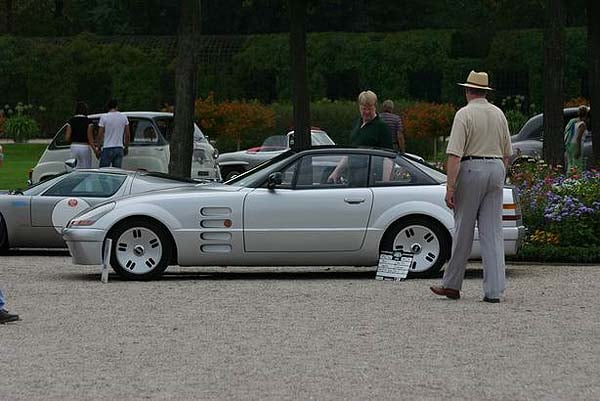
[350,114,393,149]
[446,98,512,158]
[379,111,403,145]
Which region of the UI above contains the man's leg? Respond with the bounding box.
[99,148,112,168]
[111,148,124,168]
[441,162,486,290]
[477,161,506,299]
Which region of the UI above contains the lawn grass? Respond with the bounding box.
[0,143,47,190]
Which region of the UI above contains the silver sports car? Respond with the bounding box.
[63,147,525,280]
[0,169,197,252]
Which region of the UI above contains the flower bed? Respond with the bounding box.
[509,160,600,262]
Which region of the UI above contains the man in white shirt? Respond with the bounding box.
[98,99,130,168]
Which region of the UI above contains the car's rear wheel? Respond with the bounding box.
[0,214,9,255]
[221,166,244,181]
[380,216,450,278]
[107,218,172,280]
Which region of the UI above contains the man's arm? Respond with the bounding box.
[444,154,461,209]
[123,124,130,147]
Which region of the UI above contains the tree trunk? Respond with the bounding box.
[289,0,311,151]
[169,0,200,177]
[542,0,565,167]
[589,0,600,168]
[4,0,12,33]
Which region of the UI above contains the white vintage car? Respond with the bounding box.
[63,147,525,280]
[30,112,220,184]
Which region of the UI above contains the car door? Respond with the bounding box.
[243,152,373,252]
[30,172,129,234]
[124,118,169,173]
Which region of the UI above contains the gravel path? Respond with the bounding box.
[1,252,599,401]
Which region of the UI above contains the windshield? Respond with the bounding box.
[311,131,335,145]
[153,117,205,142]
[225,150,296,187]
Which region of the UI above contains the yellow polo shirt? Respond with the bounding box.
[446,98,512,158]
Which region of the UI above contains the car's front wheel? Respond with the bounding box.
[380,216,450,278]
[107,218,172,280]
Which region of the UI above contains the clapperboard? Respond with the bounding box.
[375,251,413,281]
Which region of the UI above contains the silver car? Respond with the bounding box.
[63,147,525,280]
[30,112,220,184]
[217,129,334,180]
[0,169,198,252]
[510,107,593,168]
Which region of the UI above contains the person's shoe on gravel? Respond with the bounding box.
[0,309,19,324]
[430,286,460,299]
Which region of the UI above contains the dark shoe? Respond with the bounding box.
[483,297,500,303]
[430,286,460,299]
[0,309,19,324]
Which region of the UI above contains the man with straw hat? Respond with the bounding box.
[430,71,512,303]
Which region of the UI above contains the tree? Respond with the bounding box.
[169,0,200,177]
[589,0,600,167]
[542,0,565,167]
[3,0,12,33]
[289,0,310,150]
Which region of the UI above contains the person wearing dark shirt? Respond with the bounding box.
[379,99,405,152]
[65,101,94,169]
[328,90,393,183]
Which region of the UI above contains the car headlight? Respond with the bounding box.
[68,202,116,227]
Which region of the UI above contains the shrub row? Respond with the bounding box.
[0,28,588,139]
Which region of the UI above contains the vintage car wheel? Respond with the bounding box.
[108,219,172,280]
[221,167,244,181]
[381,216,450,278]
[0,214,9,254]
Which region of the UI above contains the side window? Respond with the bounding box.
[293,153,369,189]
[43,173,127,197]
[369,156,432,186]
[155,118,174,142]
[130,119,159,146]
[51,125,69,148]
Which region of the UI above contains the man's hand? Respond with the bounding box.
[445,188,455,209]
[328,170,340,183]
[123,146,129,157]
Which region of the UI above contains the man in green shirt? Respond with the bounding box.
[350,90,394,149]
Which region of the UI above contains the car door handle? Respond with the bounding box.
[344,197,365,204]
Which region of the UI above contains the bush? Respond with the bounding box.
[402,102,455,160]
[4,115,39,143]
[195,93,274,151]
[508,244,600,263]
[511,160,600,248]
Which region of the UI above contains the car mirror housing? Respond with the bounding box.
[267,172,283,189]
[65,158,77,169]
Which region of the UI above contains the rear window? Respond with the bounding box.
[43,173,126,197]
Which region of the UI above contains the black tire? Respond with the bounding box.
[107,218,172,280]
[380,216,450,278]
[221,166,244,181]
[0,214,9,255]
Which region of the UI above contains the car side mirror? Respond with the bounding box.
[288,133,295,148]
[267,172,283,189]
[65,158,77,169]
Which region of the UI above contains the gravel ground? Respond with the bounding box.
[1,252,599,401]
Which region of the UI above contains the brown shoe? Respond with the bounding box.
[430,286,460,299]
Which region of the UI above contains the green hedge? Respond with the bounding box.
[0,29,589,138]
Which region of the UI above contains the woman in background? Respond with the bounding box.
[564,105,588,172]
[65,101,94,169]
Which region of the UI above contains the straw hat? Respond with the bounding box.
[458,70,493,91]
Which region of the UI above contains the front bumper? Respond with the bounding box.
[63,227,106,265]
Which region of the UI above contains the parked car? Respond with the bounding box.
[30,112,220,184]
[217,129,334,180]
[510,107,593,168]
[0,168,198,253]
[63,146,525,280]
